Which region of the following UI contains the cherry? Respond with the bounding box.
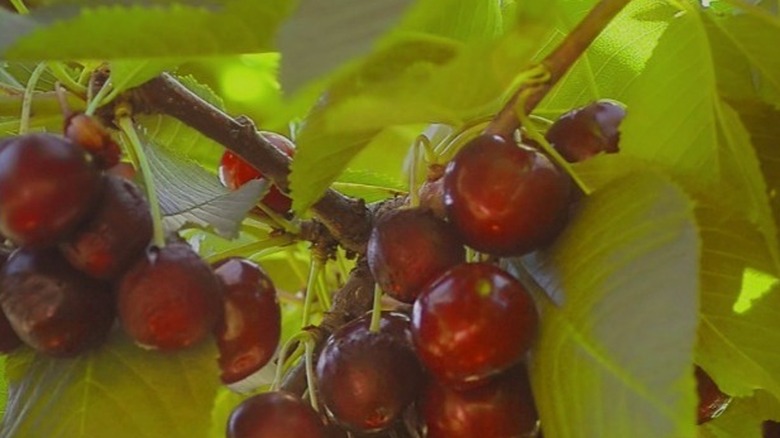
[117,242,222,350]
[0,248,114,357]
[227,391,326,438]
[0,247,21,354]
[695,366,731,424]
[764,421,780,437]
[212,257,281,390]
[545,100,625,163]
[64,112,122,169]
[317,312,423,433]
[60,174,152,280]
[412,263,538,388]
[443,134,571,256]
[367,208,464,303]
[421,365,538,438]
[0,134,102,247]
[219,131,295,215]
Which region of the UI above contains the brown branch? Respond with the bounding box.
[120,73,373,254]
[486,0,632,137]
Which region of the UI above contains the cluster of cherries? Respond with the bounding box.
[0,115,284,395]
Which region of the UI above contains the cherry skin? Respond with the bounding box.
[117,242,222,350]
[695,366,731,424]
[212,257,281,390]
[228,391,326,438]
[0,247,21,354]
[60,174,153,280]
[421,365,538,438]
[0,134,102,247]
[367,208,464,303]
[443,134,571,257]
[64,112,122,169]
[764,421,780,438]
[412,263,538,388]
[317,312,423,433]
[219,131,295,215]
[0,248,114,357]
[545,100,625,163]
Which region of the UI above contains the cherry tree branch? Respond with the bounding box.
[486,0,632,136]
[119,73,373,255]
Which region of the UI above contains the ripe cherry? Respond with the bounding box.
[0,248,114,357]
[367,208,464,303]
[443,134,571,257]
[696,366,731,424]
[117,242,222,350]
[545,100,625,163]
[764,421,780,437]
[317,312,423,433]
[0,134,102,247]
[60,174,152,280]
[412,263,538,388]
[0,247,21,354]
[212,257,281,390]
[219,131,295,215]
[421,365,538,438]
[228,391,326,438]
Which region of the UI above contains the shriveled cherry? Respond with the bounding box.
[64,112,122,169]
[212,257,281,390]
[0,134,102,247]
[219,131,295,214]
[317,312,423,433]
[443,134,570,256]
[421,365,538,438]
[0,248,114,357]
[696,366,731,424]
[60,174,152,280]
[367,208,464,303]
[412,263,537,388]
[117,242,222,350]
[545,100,625,163]
[227,391,326,438]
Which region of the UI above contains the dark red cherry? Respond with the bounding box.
[0,247,21,354]
[64,113,122,169]
[367,208,464,303]
[227,391,326,438]
[545,100,625,163]
[443,134,570,256]
[421,365,538,438]
[696,366,731,424]
[60,174,152,280]
[764,421,780,437]
[0,248,114,357]
[317,312,423,433]
[219,131,295,214]
[212,257,281,390]
[117,242,222,350]
[0,134,102,247]
[412,263,537,388]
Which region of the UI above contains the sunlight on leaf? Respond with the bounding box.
[734,268,778,314]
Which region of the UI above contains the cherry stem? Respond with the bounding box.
[272,331,313,391]
[203,234,294,264]
[254,202,301,235]
[369,284,383,333]
[486,0,632,136]
[304,340,320,411]
[301,256,325,328]
[9,0,29,14]
[85,78,113,116]
[18,62,46,135]
[47,62,87,97]
[116,106,166,248]
[408,137,424,208]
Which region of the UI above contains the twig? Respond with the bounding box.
[486,0,633,136]
[118,73,373,254]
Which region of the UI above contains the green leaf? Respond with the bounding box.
[0,0,293,61]
[618,6,779,265]
[288,8,552,212]
[396,0,504,42]
[108,59,183,98]
[1,330,220,438]
[699,391,779,438]
[144,141,265,239]
[522,172,699,438]
[333,168,407,204]
[536,0,674,117]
